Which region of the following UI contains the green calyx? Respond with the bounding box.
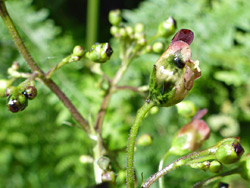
[215,138,244,164]
[86,43,113,63]
[148,52,187,107]
[73,45,85,57]
[209,160,222,173]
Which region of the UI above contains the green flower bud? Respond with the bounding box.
[110,26,119,37]
[152,42,165,53]
[126,26,134,36]
[218,182,229,188]
[239,153,250,180]
[102,171,116,183]
[73,45,85,57]
[7,93,28,113]
[209,160,222,173]
[148,29,201,107]
[215,138,244,164]
[157,17,177,38]
[134,22,145,33]
[169,110,210,156]
[68,55,80,62]
[86,43,113,63]
[22,86,37,100]
[144,45,153,53]
[109,9,122,26]
[97,156,111,171]
[119,27,127,38]
[176,100,197,118]
[137,134,153,146]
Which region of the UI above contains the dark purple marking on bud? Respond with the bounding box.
[218,182,229,188]
[105,44,113,57]
[174,54,185,68]
[8,99,20,113]
[233,141,244,157]
[22,86,37,100]
[171,29,194,45]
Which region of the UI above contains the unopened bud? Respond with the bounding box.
[109,9,122,26]
[134,23,145,33]
[126,26,134,36]
[169,110,210,156]
[119,27,127,38]
[209,160,222,173]
[86,43,113,63]
[157,17,177,38]
[137,134,153,146]
[176,100,197,118]
[239,153,250,180]
[22,86,37,100]
[97,156,111,171]
[110,26,119,37]
[152,42,164,53]
[7,93,28,113]
[102,171,116,183]
[215,137,244,164]
[73,45,85,57]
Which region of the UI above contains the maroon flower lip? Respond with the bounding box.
[171,29,194,45]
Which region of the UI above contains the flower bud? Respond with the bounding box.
[148,29,201,107]
[157,17,177,38]
[86,43,113,63]
[5,86,18,97]
[215,137,244,164]
[137,134,153,146]
[119,27,128,38]
[218,182,229,188]
[134,22,145,33]
[176,100,197,118]
[97,156,111,171]
[152,42,165,53]
[110,26,119,37]
[7,93,28,113]
[22,86,37,100]
[126,26,134,36]
[239,153,250,180]
[144,45,153,53]
[109,9,122,26]
[208,160,222,173]
[169,110,210,156]
[73,45,85,57]
[102,171,116,183]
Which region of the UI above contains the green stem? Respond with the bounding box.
[142,148,217,188]
[46,55,72,79]
[192,168,240,188]
[159,151,172,188]
[0,1,90,134]
[86,0,99,49]
[126,99,156,188]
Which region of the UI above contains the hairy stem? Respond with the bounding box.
[0,1,90,134]
[126,99,156,188]
[192,168,240,188]
[142,148,217,188]
[158,151,172,188]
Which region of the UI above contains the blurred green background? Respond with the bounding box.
[0,0,250,187]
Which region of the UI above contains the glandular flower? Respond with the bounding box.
[148,29,201,107]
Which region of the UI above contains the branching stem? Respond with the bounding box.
[0,1,90,134]
[142,148,217,188]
